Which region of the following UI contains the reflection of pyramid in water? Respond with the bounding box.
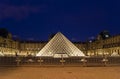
[0,52,4,56]
[36,32,85,58]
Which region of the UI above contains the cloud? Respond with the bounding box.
[0,4,47,20]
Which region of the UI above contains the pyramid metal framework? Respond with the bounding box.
[36,32,85,58]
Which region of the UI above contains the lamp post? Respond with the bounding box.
[81,58,87,66]
[10,40,12,56]
[102,56,108,66]
[85,40,89,56]
[37,57,43,65]
[15,56,21,66]
[60,54,65,66]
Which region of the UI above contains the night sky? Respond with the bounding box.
[0,0,120,41]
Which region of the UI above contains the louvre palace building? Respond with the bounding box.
[0,28,120,57]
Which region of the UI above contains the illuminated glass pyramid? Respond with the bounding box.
[36,32,85,58]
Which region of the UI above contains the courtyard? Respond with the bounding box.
[0,66,120,79]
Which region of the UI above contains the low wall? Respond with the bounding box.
[0,56,120,67]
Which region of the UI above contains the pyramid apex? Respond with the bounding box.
[55,32,63,36]
[57,32,62,34]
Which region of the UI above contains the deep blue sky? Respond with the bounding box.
[0,0,120,41]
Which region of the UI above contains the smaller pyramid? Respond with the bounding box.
[36,32,85,58]
[0,52,4,56]
[111,52,120,57]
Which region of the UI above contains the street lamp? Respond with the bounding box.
[60,54,65,65]
[81,58,87,66]
[15,57,21,66]
[102,56,108,66]
[37,57,43,65]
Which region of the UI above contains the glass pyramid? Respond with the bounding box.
[36,32,85,58]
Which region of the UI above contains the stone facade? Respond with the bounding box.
[86,32,120,56]
[0,33,19,56]
[0,31,120,57]
[19,41,47,56]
